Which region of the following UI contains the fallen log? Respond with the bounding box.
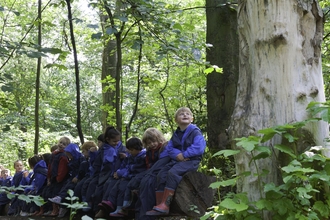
[170,171,216,217]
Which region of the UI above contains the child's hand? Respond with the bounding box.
[119,153,127,159]
[113,172,118,179]
[23,171,29,178]
[72,177,78,183]
[176,153,185,161]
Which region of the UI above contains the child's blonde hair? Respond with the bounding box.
[81,141,97,152]
[174,107,193,119]
[142,128,166,148]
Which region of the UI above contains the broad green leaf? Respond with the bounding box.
[220,198,248,212]
[40,47,63,54]
[313,201,330,217]
[26,51,47,58]
[209,178,236,188]
[91,32,102,39]
[282,164,315,173]
[258,128,278,142]
[274,144,296,158]
[116,16,128,22]
[212,149,240,157]
[106,27,118,35]
[173,23,183,31]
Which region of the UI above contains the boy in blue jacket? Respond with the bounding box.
[147,107,206,216]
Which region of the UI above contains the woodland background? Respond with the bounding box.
[1,0,330,185]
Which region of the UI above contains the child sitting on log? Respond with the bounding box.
[146,107,206,216]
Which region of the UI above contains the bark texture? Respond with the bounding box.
[206,0,239,150]
[170,171,216,217]
[230,0,328,203]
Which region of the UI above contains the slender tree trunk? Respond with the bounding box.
[66,0,84,144]
[206,0,239,150]
[229,0,328,209]
[101,34,117,131]
[34,0,41,154]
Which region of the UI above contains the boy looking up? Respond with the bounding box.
[146,107,206,216]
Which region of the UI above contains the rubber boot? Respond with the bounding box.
[146,187,175,215]
[117,201,129,216]
[94,209,106,218]
[122,190,138,210]
[34,206,44,216]
[109,206,123,217]
[49,203,59,216]
[155,191,164,205]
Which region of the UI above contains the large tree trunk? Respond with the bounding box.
[206,0,239,150]
[229,0,329,207]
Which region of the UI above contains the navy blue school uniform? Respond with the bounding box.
[55,143,83,201]
[0,175,12,215]
[124,143,165,201]
[156,123,206,191]
[107,149,147,207]
[135,150,171,220]
[20,160,48,213]
[85,141,126,210]
[74,149,96,200]
[7,170,29,215]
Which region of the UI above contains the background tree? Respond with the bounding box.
[206,0,239,151]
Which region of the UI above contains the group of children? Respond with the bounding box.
[0,107,206,219]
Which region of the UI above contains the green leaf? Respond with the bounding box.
[212,149,240,157]
[173,23,183,31]
[236,136,260,152]
[40,47,64,54]
[220,198,248,212]
[258,128,278,142]
[106,27,118,35]
[116,16,128,22]
[255,199,273,210]
[26,51,47,58]
[313,201,330,217]
[209,178,236,188]
[91,32,102,39]
[282,164,315,173]
[274,144,296,158]
[44,64,68,70]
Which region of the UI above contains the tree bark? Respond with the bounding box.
[66,0,84,144]
[230,0,329,207]
[101,34,117,131]
[206,0,239,150]
[34,0,41,154]
[170,171,216,217]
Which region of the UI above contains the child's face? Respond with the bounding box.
[14,161,24,172]
[146,140,160,150]
[97,140,103,148]
[58,138,69,149]
[1,170,9,178]
[106,136,120,147]
[127,148,140,157]
[82,149,89,158]
[175,111,193,126]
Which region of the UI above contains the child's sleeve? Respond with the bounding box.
[167,140,181,160]
[182,133,206,158]
[56,156,69,182]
